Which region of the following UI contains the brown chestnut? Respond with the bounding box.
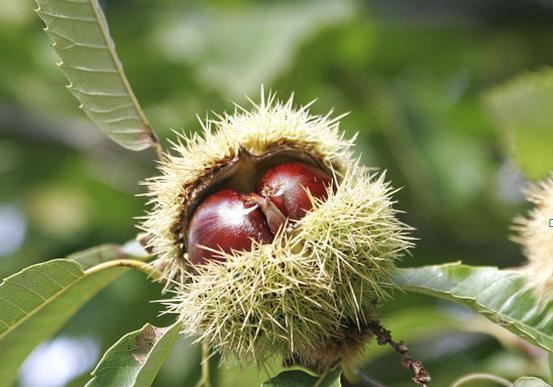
[256,162,333,221]
[187,189,273,265]
[187,162,333,265]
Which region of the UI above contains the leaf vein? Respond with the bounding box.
[81,102,133,114]
[0,318,10,329]
[38,10,96,22]
[96,116,141,124]
[9,282,48,302]
[0,263,83,341]
[48,30,106,49]
[0,295,30,315]
[71,87,128,97]
[25,269,66,290]
[60,64,117,73]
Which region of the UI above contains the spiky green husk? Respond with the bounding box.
[165,164,412,368]
[513,174,553,300]
[141,94,354,284]
[142,94,412,368]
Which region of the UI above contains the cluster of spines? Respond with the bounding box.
[166,164,412,366]
[141,94,355,284]
[512,174,553,300]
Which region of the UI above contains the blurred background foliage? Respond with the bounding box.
[1,0,553,386]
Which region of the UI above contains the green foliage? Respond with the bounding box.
[0,259,125,386]
[4,0,553,386]
[485,69,553,180]
[0,241,151,387]
[394,263,553,353]
[35,0,158,151]
[262,368,341,387]
[87,322,180,387]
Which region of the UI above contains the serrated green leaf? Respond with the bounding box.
[262,368,341,387]
[86,321,181,387]
[35,0,158,151]
[485,69,553,179]
[514,376,550,387]
[394,263,553,353]
[0,251,145,386]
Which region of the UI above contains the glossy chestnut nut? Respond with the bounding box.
[187,189,273,265]
[187,162,334,265]
[257,162,333,221]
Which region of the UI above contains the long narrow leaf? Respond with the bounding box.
[86,322,181,387]
[35,0,159,151]
[394,263,553,353]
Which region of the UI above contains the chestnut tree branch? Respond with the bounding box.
[367,320,431,387]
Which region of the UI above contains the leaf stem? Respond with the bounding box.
[153,141,164,162]
[84,259,163,282]
[367,320,430,387]
[196,342,212,387]
[450,373,513,387]
[340,360,360,385]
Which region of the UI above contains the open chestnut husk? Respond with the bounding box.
[142,94,413,369]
